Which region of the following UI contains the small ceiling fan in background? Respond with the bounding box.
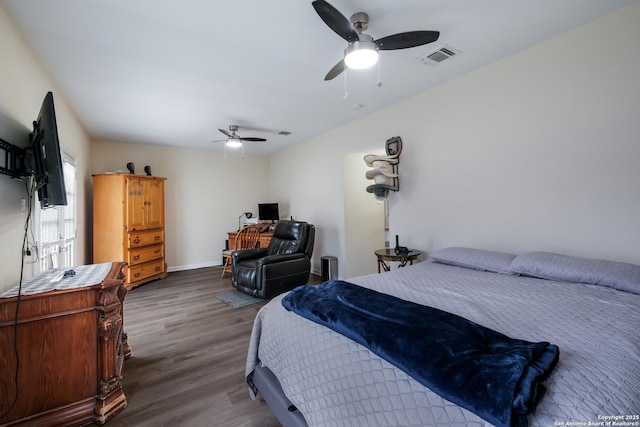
[211,124,267,158]
[312,0,440,81]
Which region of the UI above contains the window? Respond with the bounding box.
[34,155,77,272]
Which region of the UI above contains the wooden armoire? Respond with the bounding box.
[93,174,167,290]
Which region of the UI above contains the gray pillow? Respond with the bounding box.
[431,247,517,275]
[510,251,640,295]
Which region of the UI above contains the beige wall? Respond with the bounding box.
[343,150,385,278]
[3,3,639,291]
[90,140,270,270]
[0,6,91,293]
[271,2,640,277]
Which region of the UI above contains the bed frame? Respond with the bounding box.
[249,365,308,427]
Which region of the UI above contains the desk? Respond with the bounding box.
[375,248,421,273]
[227,230,273,249]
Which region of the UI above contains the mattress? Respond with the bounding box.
[246,260,640,426]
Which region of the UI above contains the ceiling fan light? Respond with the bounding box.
[226,138,242,148]
[344,41,379,70]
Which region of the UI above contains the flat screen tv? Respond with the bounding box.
[258,203,279,222]
[26,92,67,208]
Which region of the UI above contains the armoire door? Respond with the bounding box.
[145,178,164,230]
[126,177,146,231]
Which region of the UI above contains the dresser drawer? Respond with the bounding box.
[128,245,164,266]
[126,259,165,283]
[128,230,164,248]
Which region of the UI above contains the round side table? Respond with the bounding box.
[375,248,421,273]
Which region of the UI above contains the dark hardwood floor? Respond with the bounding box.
[106,267,317,427]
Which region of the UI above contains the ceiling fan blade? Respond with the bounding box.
[324,59,346,81]
[375,30,440,50]
[312,0,358,43]
[218,128,232,137]
[240,137,267,142]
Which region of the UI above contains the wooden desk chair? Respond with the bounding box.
[221,226,260,278]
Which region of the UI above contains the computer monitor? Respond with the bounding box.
[258,203,279,222]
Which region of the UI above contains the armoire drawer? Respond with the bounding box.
[128,245,164,266]
[127,259,165,283]
[128,230,164,248]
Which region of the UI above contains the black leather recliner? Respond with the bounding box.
[231,220,315,299]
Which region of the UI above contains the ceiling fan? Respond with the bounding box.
[211,124,267,158]
[213,124,267,147]
[312,0,440,80]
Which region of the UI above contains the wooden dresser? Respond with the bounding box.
[93,173,167,290]
[0,262,129,426]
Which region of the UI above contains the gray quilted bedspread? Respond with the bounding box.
[246,261,640,426]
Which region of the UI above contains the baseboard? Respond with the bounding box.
[167,261,222,273]
[168,264,322,280]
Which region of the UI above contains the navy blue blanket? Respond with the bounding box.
[282,281,559,427]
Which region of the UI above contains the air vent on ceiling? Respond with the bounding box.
[416,45,462,66]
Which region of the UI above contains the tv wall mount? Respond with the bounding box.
[0,137,29,179]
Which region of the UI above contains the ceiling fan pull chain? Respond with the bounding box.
[224,143,228,159]
[377,58,382,87]
[343,69,349,98]
[241,144,245,159]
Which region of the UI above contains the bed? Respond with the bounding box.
[245,248,640,426]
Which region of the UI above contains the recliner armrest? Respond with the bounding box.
[233,248,267,263]
[258,253,306,266]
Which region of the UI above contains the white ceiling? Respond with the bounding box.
[2,0,637,155]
